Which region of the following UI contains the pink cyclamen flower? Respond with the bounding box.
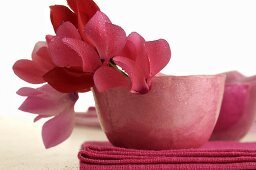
[211,71,256,140]
[114,32,171,93]
[44,21,97,93]
[45,17,129,93]
[17,84,78,148]
[13,12,129,93]
[70,11,171,93]
[50,0,99,39]
[13,22,95,93]
[13,10,171,94]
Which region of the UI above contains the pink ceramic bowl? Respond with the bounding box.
[210,71,256,141]
[93,75,226,149]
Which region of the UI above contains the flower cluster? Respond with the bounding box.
[13,0,171,148]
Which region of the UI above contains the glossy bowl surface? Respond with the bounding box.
[211,71,256,141]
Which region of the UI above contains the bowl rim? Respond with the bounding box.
[155,74,226,81]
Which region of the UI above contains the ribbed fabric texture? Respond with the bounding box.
[78,141,256,170]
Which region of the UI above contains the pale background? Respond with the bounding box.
[0,0,256,168]
[1,0,256,117]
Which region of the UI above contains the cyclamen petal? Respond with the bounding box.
[145,39,171,77]
[56,22,81,40]
[83,11,111,55]
[50,0,100,40]
[43,67,94,93]
[113,56,149,94]
[13,59,46,84]
[47,22,84,68]
[126,32,150,78]
[67,0,77,12]
[62,38,101,72]
[50,5,77,32]
[93,66,129,92]
[17,83,66,98]
[42,107,75,148]
[19,96,66,116]
[17,87,41,96]
[34,115,51,122]
[47,36,83,68]
[17,84,78,148]
[18,85,74,116]
[77,1,99,40]
[32,42,55,71]
[126,32,146,58]
[37,84,68,98]
[119,40,137,61]
[84,11,126,60]
[67,0,100,40]
[67,0,99,17]
[117,32,171,93]
[104,23,127,58]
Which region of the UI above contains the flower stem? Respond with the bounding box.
[109,59,128,77]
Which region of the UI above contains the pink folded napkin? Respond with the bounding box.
[78,141,256,170]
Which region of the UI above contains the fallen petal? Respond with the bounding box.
[88,106,96,112]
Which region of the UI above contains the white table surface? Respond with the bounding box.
[1,115,256,170]
[0,115,107,170]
